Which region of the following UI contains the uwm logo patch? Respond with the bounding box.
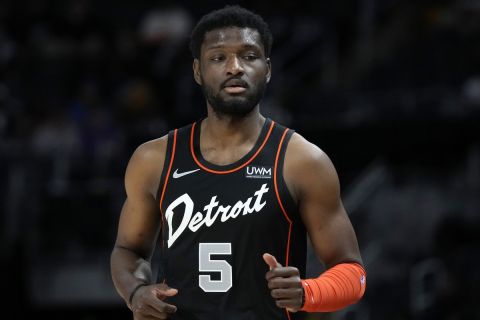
[245,166,272,179]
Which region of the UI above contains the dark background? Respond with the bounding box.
[1,0,479,319]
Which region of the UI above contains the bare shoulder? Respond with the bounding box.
[131,135,169,166]
[286,132,337,175]
[284,132,341,201]
[125,134,169,197]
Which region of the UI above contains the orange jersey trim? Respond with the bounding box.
[275,128,293,319]
[190,120,275,174]
[273,128,293,225]
[159,129,178,216]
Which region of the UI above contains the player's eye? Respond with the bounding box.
[243,54,258,60]
[210,55,225,62]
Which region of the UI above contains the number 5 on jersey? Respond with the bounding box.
[199,243,232,292]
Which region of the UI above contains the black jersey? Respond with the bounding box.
[156,118,307,320]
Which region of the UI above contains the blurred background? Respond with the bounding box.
[1,0,479,319]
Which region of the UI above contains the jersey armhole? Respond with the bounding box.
[274,129,298,223]
[155,129,178,213]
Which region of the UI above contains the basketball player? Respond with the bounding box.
[110,5,366,320]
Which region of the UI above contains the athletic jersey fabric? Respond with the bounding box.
[156,118,307,320]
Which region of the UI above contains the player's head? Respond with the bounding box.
[190,5,273,117]
[189,5,273,59]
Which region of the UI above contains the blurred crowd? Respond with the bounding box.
[1,0,479,319]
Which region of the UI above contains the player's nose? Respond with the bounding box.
[226,55,244,76]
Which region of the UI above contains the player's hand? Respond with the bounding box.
[131,283,178,319]
[263,253,303,313]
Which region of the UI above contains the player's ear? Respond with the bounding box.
[193,59,202,85]
[265,58,271,84]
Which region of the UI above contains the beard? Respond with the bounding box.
[201,79,267,118]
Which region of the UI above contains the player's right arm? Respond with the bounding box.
[110,135,177,319]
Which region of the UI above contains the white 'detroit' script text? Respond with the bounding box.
[165,183,269,247]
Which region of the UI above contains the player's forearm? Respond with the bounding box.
[110,246,153,304]
[301,262,366,312]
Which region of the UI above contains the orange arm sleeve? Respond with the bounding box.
[300,262,366,312]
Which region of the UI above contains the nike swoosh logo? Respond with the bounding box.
[172,168,200,179]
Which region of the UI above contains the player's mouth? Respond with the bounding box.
[223,86,247,94]
[222,79,248,94]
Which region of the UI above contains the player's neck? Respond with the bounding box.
[202,108,265,147]
[198,108,265,167]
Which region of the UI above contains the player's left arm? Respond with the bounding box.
[264,132,366,312]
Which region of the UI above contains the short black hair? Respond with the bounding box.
[189,5,273,59]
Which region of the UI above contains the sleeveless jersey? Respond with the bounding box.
[156,118,307,320]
